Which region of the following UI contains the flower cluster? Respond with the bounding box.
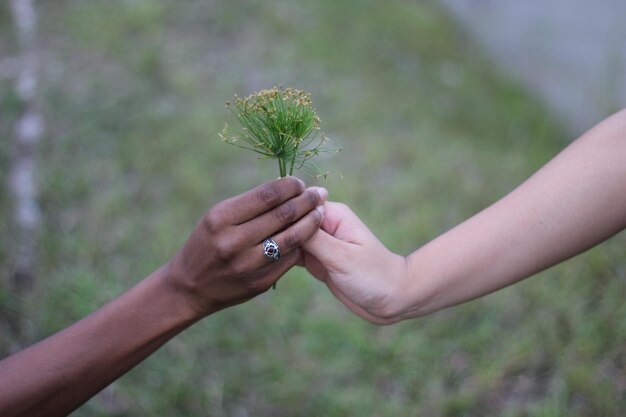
[220,86,339,178]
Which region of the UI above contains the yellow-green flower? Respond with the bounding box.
[220,86,339,178]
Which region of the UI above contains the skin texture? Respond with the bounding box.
[304,109,626,324]
[0,176,327,417]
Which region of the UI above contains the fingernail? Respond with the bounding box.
[296,177,305,188]
[315,205,325,216]
[317,187,328,201]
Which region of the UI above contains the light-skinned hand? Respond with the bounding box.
[303,202,408,324]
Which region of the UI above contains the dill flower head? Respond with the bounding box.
[220,86,339,178]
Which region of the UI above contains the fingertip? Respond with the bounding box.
[317,187,328,202]
[286,175,306,190]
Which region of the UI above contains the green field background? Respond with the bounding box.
[1,1,624,416]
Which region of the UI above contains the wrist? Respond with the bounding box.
[395,252,439,320]
[381,253,414,323]
[153,263,207,325]
[360,251,412,325]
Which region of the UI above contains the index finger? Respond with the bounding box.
[216,177,306,225]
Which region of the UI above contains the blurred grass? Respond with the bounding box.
[1,0,625,415]
[1,0,21,354]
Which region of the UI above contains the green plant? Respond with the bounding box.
[220,86,339,178]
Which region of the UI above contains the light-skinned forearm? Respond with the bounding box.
[400,110,626,319]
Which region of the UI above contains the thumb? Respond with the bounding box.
[303,228,348,271]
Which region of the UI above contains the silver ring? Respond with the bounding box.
[263,237,281,260]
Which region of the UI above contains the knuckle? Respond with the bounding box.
[257,184,282,207]
[273,202,297,223]
[214,237,237,261]
[203,207,223,233]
